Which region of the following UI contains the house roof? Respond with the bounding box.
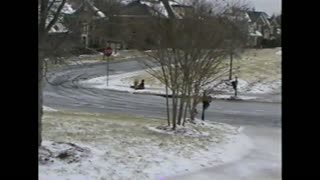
[122,0,189,18]
[249,30,263,37]
[247,11,269,23]
[74,0,106,19]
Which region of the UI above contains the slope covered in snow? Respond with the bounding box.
[39,112,253,179]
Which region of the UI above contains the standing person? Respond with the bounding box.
[201,91,212,121]
[231,76,238,97]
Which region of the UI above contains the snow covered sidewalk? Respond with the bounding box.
[39,112,253,180]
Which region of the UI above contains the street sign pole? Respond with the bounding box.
[104,46,113,87]
[107,56,109,86]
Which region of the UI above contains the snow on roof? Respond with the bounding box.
[121,0,133,5]
[244,12,251,22]
[249,30,262,37]
[81,0,106,19]
[62,2,76,14]
[140,1,168,17]
[97,11,106,18]
[48,21,69,33]
[140,0,184,18]
[46,14,69,33]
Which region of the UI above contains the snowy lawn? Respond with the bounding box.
[233,48,281,83]
[43,106,58,112]
[40,111,253,180]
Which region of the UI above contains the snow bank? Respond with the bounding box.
[43,106,58,112]
[80,69,280,97]
[79,69,169,95]
[213,94,256,100]
[147,124,210,138]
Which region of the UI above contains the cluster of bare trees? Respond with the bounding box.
[134,0,249,129]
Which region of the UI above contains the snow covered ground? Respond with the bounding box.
[79,69,280,98]
[79,69,170,95]
[276,50,281,56]
[39,112,253,180]
[43,106,58,112]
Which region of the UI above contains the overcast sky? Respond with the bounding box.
[248,0,281,15]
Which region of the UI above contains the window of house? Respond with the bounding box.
[82,23,89,34]
[258,25,262,32]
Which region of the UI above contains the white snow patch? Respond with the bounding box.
[213,94,257,100]
[276,50,281,56]
[112,52,120,57]
[69,60,101,65]
[238,126,244,133]
[62,3,75,14]
[79,69,170,94]
[43,106,58,112]
[147,124,209,138]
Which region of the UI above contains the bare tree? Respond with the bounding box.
[223,0,251,80]
[38,0,67,147]
[133,0,250,129]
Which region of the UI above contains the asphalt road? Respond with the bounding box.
[43,58,281,180]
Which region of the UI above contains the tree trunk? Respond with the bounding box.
[172,91,177,130]
[177,95,185,125]
[177,78,188,125]
[38,56,43,147]
[184,85,192,124]
[165,81,170,126]
[229,52,233,80]
[182,96,190,126]
[190,89,199,121]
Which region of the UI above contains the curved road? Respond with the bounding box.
[43,58,281,180]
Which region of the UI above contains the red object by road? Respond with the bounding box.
[104,47,112,57]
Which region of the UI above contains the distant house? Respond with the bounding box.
[65,0,107,48]
[117,0,193,48]
[45,0,107,54]
[246,11,274,47]
[269,15,281,39]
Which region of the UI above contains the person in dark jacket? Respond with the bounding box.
[231,76,238,97]
[136,79,145,90]
[201,91,212,121]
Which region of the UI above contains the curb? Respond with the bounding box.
[132,92,280,103]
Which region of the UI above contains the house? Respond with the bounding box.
[65,0,107,49]
[117,0,194,49]
[45,0,107,54]
[269,15,281,39]
[246,11,273,47]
